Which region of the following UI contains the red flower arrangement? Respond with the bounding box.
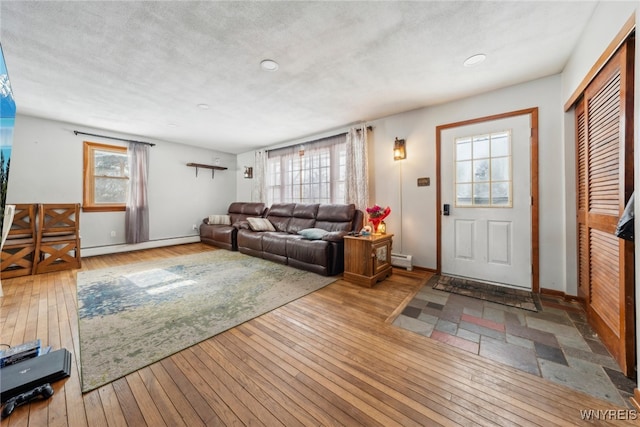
[366,205,390,234]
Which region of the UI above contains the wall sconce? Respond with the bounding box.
[243,166,253,179]
[393,137,406,161]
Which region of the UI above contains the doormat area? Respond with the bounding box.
[432,275,540,312]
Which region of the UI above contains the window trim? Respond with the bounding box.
[82,141,128,212]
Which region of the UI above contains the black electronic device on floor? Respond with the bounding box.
[0,348,71,403]
[1,383,54,419]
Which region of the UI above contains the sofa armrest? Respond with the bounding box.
[322,231,348,242]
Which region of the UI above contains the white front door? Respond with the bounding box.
[441,114,532,289]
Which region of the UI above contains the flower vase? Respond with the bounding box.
[370,218,383,234]
[367,206,391,235]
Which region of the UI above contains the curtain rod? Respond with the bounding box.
[73,130,156,147]
[333,125,373,138]
[264,125,372,153]
[332,125,373,138]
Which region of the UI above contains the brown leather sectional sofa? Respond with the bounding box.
[200,202,363,276]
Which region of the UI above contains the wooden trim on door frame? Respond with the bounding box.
[435,107,540,292]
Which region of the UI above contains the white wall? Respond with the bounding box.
[369,75,565,291]
[7,114,237,255]
[238,75,566,291]
[561,2,637,103]
[236,151,257,202]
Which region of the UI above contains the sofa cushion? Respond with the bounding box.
[294,204,319,218]
[228,202,266,224]
[315,203,356,232]
[322,230,348,242]
[229,202,266,215]
[237,229,264,251]
[262,233,303,257]
[204,225,234,241]
[199,223,236,250]
[298,228,330,240]
[247,217,276,232]
[267,203,296,217]
[208,214,231,225]
[286,239,330,267]
[266,203,296,232]
[286,204,319,234]
[316,204,355,221]
[287,217,315,234]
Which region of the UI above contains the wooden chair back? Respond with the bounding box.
[1,204,38,278]
[33,203,81,274]
[39,203,80,239]
[5,203,37,242]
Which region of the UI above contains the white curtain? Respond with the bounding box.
[125,142,150,244]
[0,204,15,297]
[345,125,369,213]
[253,150,267,203]
[266,134,346,205]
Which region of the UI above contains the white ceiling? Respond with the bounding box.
[1,1,598,154]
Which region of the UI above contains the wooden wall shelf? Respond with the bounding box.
[187,163,228,179]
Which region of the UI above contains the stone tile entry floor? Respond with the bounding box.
[392,275,637,408]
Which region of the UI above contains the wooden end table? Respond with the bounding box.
[343,234,393,287]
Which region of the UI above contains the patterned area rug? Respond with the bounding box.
[76,250,336,392]
[432,275,539,312]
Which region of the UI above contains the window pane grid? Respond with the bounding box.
[267,141,346,205]
[454,131,512,207]
[83,141,129,211]
[92,148,129,204]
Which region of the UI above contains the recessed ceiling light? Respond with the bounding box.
[197,103,210,110]
[167,123,177,127]
[463,54,487,67]
[260,59,279,71]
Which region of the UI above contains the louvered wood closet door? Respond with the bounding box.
[576,37,635,376]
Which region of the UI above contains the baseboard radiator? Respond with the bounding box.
[391,253,413,271]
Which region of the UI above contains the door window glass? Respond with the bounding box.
[454,131,512,207]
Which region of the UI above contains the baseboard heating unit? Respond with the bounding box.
[391,253,413,271]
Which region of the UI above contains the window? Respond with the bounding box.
[266,134,346,205]
[83,141,129,212]
[454,131,512,207]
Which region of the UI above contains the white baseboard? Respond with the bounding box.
[82,236,201,257]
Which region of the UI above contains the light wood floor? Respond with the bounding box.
[1,243,637,426]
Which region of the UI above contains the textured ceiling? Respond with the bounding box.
[1,1,597,154]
